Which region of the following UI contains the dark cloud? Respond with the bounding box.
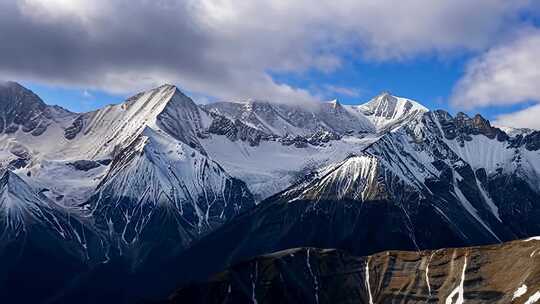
[0,0,536,104]
[0,1,216,90]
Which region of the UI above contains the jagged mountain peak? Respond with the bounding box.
[122,83,195,111]
[63,83,210,158]
[328,99,342,109]
[0,80,29,90]
[360,92,428,116]
[204,97,376,140]
[0,81,75,137]
[284,153,388,202]
[156,83,178,90]
[0,81,47,110]
[0,81,49,135]
[428,109,510,144]
[353,92,428,132]
[0,81,73,116]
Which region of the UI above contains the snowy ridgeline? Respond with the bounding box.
[0,81,539,253]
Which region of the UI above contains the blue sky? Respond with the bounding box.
[24,55,466,113]
[2,1,540,127]
[24,54,523,122]
[22,82,125,113]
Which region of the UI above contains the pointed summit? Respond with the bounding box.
[329,99,342,109]
[355,92,428,132]
[0,81,61,136]
[0,81,46,108]
[378,91,392,98]
[66,83,210,159]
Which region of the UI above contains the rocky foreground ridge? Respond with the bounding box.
[168,237,540,304]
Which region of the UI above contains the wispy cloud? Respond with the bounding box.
[322,84,363,98]
[451,28,540,109]
[494,103,540,129]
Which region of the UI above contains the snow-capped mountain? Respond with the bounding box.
[0,81,76,137]
[203,98,375,139]
[199,93,429,200]
[114,96,540,301]
[352,91,428,132]
[1,81,540,303]
[0,82,256,303]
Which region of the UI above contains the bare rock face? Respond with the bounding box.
[431,110,509,145]
[167,238,540,304]
[0,81,70,136]
[64,115,84,140]
[518,131,540,151]
[203,99,375,148]
[207,114,275,146]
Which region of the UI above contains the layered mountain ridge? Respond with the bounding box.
[0,81,539,303]
[168,237,540,304]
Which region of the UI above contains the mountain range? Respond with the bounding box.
[0,81,539,303]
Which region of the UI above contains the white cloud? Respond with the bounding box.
[0,0,536,105]
[451,29,540,109]
[494,104,540,129]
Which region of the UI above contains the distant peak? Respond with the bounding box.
[0,80,22,88]
[0,81,34,94]
[355,93,428,132]
[323,99,344,112]
[377,91,393,98]
[367,92,428,111]
[456,112,470,119]
[0,80,49,115]
[156,83,178,91]
[128,83,196,108]
[139,84,189,100]
[329,99,342,108]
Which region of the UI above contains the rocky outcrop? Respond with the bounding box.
[431,110,509,145]
[0,81,73,136]
[64,115,84,140]
[207,114,275,146]
[167,237,540,304]
[67,160,102,171]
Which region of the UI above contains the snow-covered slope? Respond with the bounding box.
[203,98,375,139]
[86,127,253,254]
[350,92,428,132]
[59,84,211,159]
[283,154,386,202]
[200,134,379,200]
[199,98,397,200]
[0,169,105,260]
[0,82,256,268]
